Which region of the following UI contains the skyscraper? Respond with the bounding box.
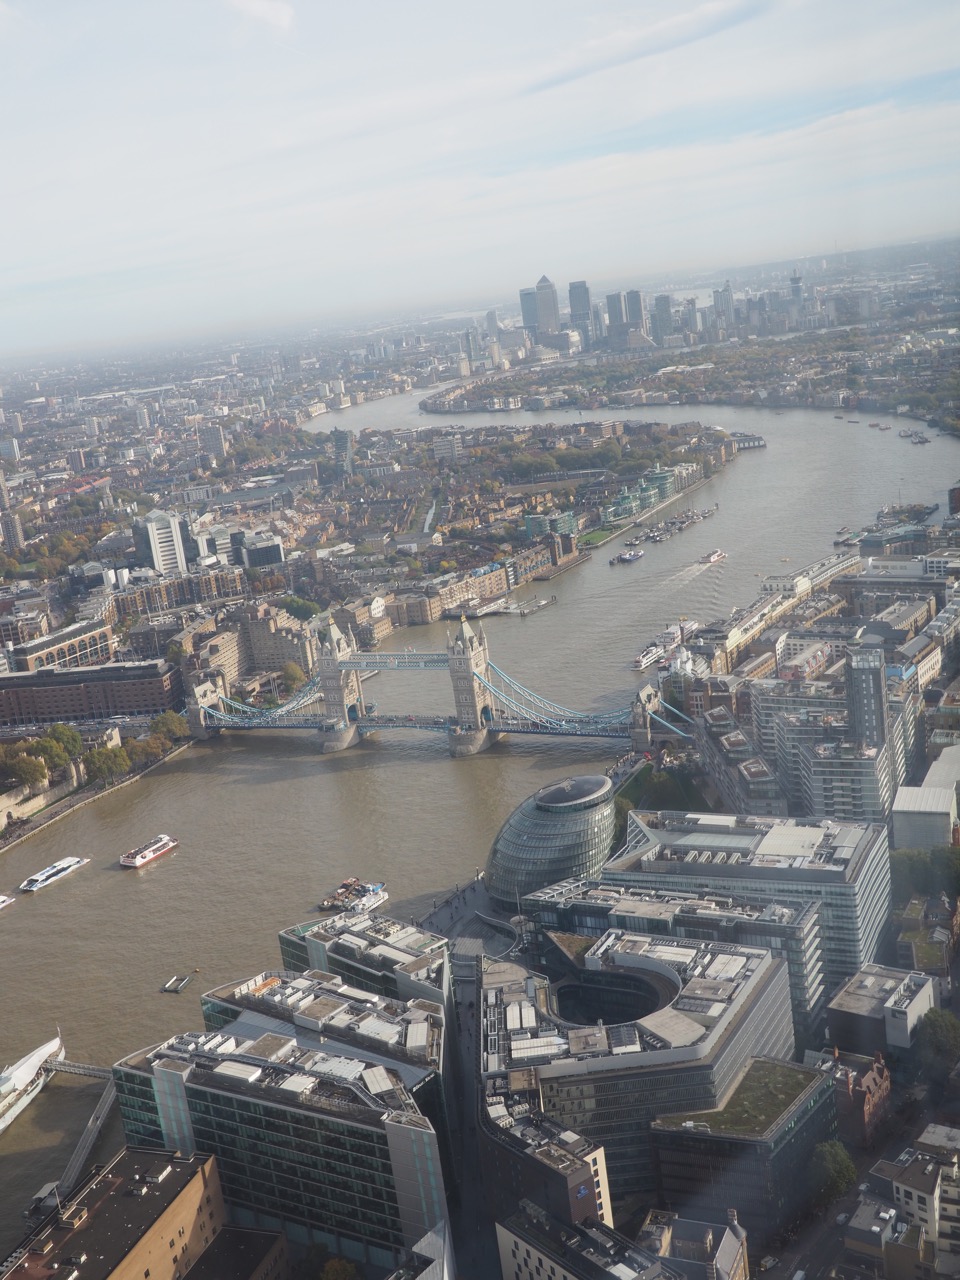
[652,294,674,344]
[568,281,592,345]
[0,510,24,553]
[846,647,889,749]
[625,289,647,333]
[714,280,736,332]
[591,303,607,340]
[519,287,539,336]
[132,509,188,576]
[0,469,8,512]
[605,291,627,328]
[535,275,561,335]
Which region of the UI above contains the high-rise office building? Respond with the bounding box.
[132,509,188,576]
[714,280,736,332]
[485,308,500,337]
[652,295,674,344]
[535,275,561,335]
[519,287,539,336]
[115,961,455,1270]
[625,289,647,333]
[592,302,607,340]
[606,291,628,328]
[0,436,20,464]
[568,281,593,345]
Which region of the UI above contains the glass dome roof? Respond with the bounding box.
[486,774,616,910]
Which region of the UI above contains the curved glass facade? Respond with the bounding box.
[486,775,616,910]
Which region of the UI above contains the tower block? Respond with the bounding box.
[317,621,366,752]
[447,618,501,757]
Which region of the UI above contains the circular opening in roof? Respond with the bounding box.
[553,964,682,1026]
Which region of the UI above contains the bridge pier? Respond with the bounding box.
[447,727,503,757]
[319,723,363,753]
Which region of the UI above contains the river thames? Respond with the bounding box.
[0,400,954,1249]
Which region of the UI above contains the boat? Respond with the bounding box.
[633,645,666,670]
[161,975,193,994]
[878,424,891,431]
[18,857,90,893]
[700,549,727,564]
[899,428,913,438]
[834,414,844,419]
[318,877,389,914]
[836,527,850,535]
[618,550,644,563]
[0,1036,64,1135]
[120,834,179,868]
[0,895,14,911]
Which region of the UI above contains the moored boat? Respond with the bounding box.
[0,895,14,911]
[318,877,390,914]
[633,645,666,670]
[618,550,644,563]
[0,1036,64,1135]
[121,834,179,868]
[18,857,89,893]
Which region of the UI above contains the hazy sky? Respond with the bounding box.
[1,0,958,353]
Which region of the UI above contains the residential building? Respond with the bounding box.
[0,660,183,727]
[0,1147,287,1280]
[802,1048,893,1147]
[0,510,24,553]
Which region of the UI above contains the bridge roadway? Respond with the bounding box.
[207,711,633,739]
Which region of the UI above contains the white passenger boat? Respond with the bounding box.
[121,834,179,868]
[18,857,90,893]
[0,1036,64,1135]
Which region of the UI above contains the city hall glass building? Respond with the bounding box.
[486,775,616,910]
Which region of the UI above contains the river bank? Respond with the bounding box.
[0,742,194,858]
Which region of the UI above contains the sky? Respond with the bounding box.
[0,0,958,354]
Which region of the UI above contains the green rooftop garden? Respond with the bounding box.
[656,1059,816,1137]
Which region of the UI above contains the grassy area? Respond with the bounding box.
[617,763,653,805]
[657,1060,815,1136]
[579,526,617,547]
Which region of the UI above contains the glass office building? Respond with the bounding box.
[486,775,616,910]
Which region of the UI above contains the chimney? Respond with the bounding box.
[727,1209,738,1226]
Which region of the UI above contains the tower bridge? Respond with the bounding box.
[192,618,690,757]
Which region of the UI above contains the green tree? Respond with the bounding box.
[321,1261,360,1280]
[282,662,307,695]
[47,724,83,757]
[27,739,69,770]
[916,1009,960,1089]
[10,754,47,789]
[83,746,131,785]
[281,595,321,621]
[808,1140,857,1208]
[165,640,185,665]
[149,711,190,740]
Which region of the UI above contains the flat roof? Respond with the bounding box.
[892,786,955,814]
[7,1149,212,1280]
[652,1058,821,1139]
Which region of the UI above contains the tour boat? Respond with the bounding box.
[319,877,389,914]
[121,834,179,868]
[700,549,727,564]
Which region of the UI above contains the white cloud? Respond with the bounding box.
[222,0,294,30]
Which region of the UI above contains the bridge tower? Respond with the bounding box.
[447,618,500,757]
[630,679,661,753]
[318,621,366,752]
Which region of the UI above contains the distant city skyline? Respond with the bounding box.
[0,0,958,354]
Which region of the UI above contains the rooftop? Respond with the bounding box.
[652,1058,821,1138]
[828,964,932,1019]
[614,810,882,881]
[3,1149,216,1280]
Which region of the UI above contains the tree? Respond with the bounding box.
[165,640,185,665]
[10,754,47,789]
[916,1009,960,1090]
[150,711,190,740]
[83,746,131,785]
[282,662,307,695]
[321,1262,360,1280]
[27,739,69,771]
[808,1140,857,1208]
[281,595,321,621]
[47,724,83,757]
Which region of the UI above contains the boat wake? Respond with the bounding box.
[661,563,710,587]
